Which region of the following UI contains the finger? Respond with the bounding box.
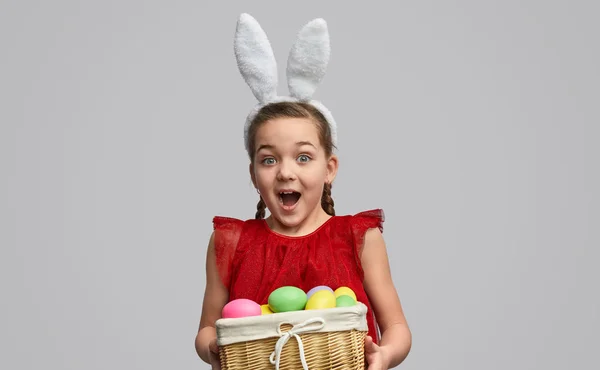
[210,357,221,370]
[209,339,219,354]
[209,350,221,370]
[364,335,376,354]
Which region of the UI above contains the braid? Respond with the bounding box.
[255,196,266,219]
[321,182,335,216]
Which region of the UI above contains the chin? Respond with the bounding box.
[272,210,304,227]
[267,203,304,226]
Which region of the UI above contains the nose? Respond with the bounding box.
[276,159,297,181]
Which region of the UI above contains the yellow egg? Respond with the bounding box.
[261,304,274,315]
[305,290,336,310]
[334,286,357,301]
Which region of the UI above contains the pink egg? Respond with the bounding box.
[221,298,262,319]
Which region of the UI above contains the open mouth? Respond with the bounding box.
[279,190,301,207]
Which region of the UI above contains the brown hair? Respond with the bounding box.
[248,101,336,219]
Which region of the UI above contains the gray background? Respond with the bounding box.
[1,0,598,369]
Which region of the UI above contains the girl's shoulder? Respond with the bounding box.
[335,208,385,233]
[211,215,265,244]
[211,215,263,288]
[333,209,385,262]
[211,214,269,247]
[213,215,246,229]
[212,215,263,232]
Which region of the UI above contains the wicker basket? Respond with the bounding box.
[215,302,368,370]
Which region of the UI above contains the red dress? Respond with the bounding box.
[213,209,385,344]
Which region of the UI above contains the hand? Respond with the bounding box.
[208,338,221,370]
[364,335,385,370]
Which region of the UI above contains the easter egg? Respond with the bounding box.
[305,289,336,310]
[222,298,261,319]
[336,295,357,307]
[334,286,357,301]
[306,285,334,299]
[261,304,273,315]
[268,286,307,313]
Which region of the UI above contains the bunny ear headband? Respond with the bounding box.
[234,13,337,154]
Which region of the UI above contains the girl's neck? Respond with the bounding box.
[265,208,332,238]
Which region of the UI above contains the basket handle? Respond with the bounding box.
[269,317,326,370]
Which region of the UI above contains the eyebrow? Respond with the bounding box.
[296,141,317,148]
[256,141,317,152]
[256,144,275,152]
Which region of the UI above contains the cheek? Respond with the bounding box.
[254,168,275,186]
[317,166,329,181]
[304,168,328,188]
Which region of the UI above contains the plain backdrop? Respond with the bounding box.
[1,1,598,369]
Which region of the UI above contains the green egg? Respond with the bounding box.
[268,286,307,313]
[336,295,357,307]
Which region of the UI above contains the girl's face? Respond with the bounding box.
[250,117,338,234]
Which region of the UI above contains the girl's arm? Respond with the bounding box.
[195,232,229,364]
[361,227,412,368]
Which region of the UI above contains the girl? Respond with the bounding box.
[195,14,412,369]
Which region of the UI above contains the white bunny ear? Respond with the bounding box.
[234,13,278,103]
[286,18,331,101]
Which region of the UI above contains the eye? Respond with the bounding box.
[297,154,311,163]
[261,157,276,165]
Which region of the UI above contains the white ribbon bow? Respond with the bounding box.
[269,317,326,370]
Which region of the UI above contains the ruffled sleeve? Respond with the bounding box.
[212,216,244,289]
[349,209,385,274]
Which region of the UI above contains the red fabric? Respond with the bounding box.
[213,209,385,344]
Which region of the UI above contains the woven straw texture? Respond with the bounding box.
[219,323,366,370]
